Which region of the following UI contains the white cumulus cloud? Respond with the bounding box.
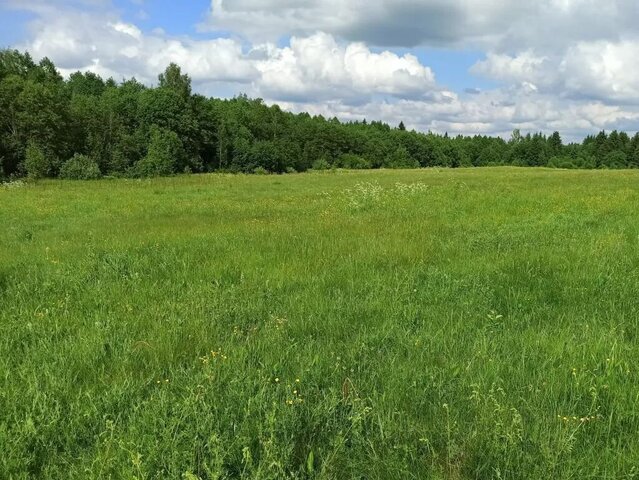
[7,0,639,140]
[252,33,438,103]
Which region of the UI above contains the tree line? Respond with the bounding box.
[2,49,639,180]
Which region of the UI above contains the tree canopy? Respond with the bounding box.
[1,48,638,179]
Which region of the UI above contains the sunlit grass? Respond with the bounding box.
[2,167,639,478]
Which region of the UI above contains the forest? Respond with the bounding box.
[2,48,639,180]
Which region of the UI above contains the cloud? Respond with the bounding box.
[17,8,442,103]
[8,0,639,141]
[561,40,639,103]
[471,51,552,88]
[20,9,257,84]
[276,84,639,141]
[206,0,522,47]
[205,0,639,111]
[471,39,639,104]
[252,32,438,104]
[207,0,639,51]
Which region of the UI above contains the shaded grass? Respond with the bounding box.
[2,168,639,478]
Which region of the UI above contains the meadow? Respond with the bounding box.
[2,167,639,479]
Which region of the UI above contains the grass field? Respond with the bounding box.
[2,167,639,479]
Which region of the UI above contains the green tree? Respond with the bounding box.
[384,146,419,169]
[24,142,50,179]
[247,141,289,173]
[601,150,627,169]
[548,131,563,157]
[337,153,371,169]
[67,71,106,97]
[133,127,184,177]
[509,129,522,144]
[4,48,639,180]
[593,131,609,166]
[34,57,63,84]
[138,87,187,133]
[0,74,27,175]
[158,63,192,100]
[0,49,36,79]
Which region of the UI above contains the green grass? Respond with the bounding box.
[2,167,639,479]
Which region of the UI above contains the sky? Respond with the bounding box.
[2,0,639,141]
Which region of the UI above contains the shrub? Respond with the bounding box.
[548,156,576,169]
[59,154,101,180]
[457,151,473,167]
[248,141,290,173]
[579,155,597,169]
[24,143,50,179]
[253,166,269,175]
[337,154,371,170]
[384,146,419,169]
[601,151,628,169]
[107,149,132,175]
[311,158,331,170]
[133,127,183,177]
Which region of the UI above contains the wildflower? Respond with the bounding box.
[286,399,294,406]
[295,378,300,383]
[275,377,280,383]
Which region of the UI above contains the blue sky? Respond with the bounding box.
[2,0,639,140]
[115,0,210,36]
[0,0,492,93]
[395,48,497,93]
[0,8,35,46]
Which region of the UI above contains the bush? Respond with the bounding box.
[248,141,290,173]
[548,155,598,170]
[59,154,101,180]
[601,151,628,169]
[311,158,331,170]
[107,149,132,175]
[24,143,50,179]
[133,127,183,177]
[578,155,597,169]
[548,156,576,169]
[337,154,371,170]
[384,146,419,169]
[253,166,269,175]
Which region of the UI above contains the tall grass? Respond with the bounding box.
[2,168,639,478]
